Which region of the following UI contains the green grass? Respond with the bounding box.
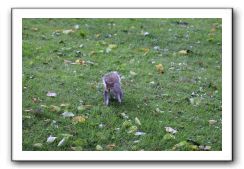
[22,18,222,151]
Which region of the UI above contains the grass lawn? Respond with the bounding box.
[22,18,222,151]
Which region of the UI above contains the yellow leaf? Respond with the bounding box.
[155,64,164,74]
[178,50,188,55]
[108,44,117,49]
[143,48,150,55]
[75,59,85,65]
[60,103,69,107]
[72,116,86,124]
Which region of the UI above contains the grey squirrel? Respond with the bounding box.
[102,71,123,106]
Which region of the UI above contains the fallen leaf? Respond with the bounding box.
[47,91,57,97]
[33,143,43,148]
[72,116,86,124]
[75,59,86,65]
[130,71,137,76]
[178,50,192,55]
[60,103,69,107]
[62,112,75,117]
[140,48,150,55]
[178,50,188,55]
[208,119,217,125]
[50,105,61,112]
[135,117,141,126]
[46,135,57,143]
[135,131,146,136]
[96,145,103,151]
[155,64,164,74]
[172,141,199,151]
[57,138,66,147]
[165,127,177,134]
[63,29,74,34]
[108,44,117,49]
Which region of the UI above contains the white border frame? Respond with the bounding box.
[12,8,232,161]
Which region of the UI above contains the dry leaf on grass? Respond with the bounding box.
[47,91,57,97]
[96,145,103,151]
[72,116,86,124]
[57,138,65,147]
[208,119,217,125]
[63,29,74,34]
[135,117,141,126]
[135,131,146,136]
[46,135,57,143]
[155,64,164,74]
[62,112,75,118]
